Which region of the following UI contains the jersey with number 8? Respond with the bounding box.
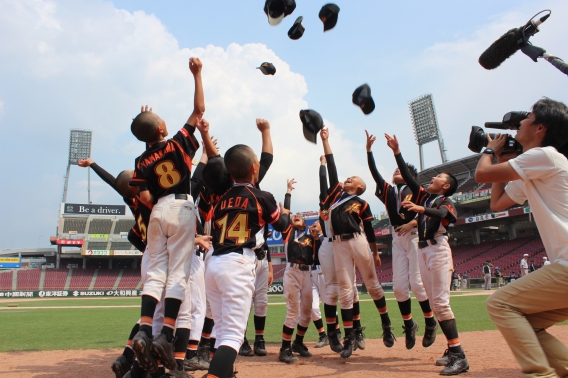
[212,184,288,256]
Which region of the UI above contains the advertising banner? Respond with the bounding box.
[81,250,111,256]
[267,282,284,294]
[267,218,318,246]
[89,234,109,240]
[57,239,84,245]
[374,227,392,237]
[113,250,143,256]
[0,257,21,268]
[0,290,142,298]
[465,211,509,224]
[64,203,126,216]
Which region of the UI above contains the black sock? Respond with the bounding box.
[130,360,146,378]
[324,303,337,334]
[373,297,391,325]
[282,325,294,349]
[209,337,217,353]
[186,339,199,359]
[199,317,214,346]
[439,319,464,354]
[123,347,135,365]
[294,324,308,344]
[208,345,237,378]
[161,298,182,340]
[313,318,325,336]
[254,315,266,340]
[398,299,414,328]
[340,308,354,337]
[174,327,190,362]
[353,301,362,329]
[140,295,158,336]
[419,300,437,327]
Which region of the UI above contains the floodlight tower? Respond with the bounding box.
[408,94,447,171]
[62,129,92,203]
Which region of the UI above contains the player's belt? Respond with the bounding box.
[288,262,312,271]
[333,232,361,241]
[175,193,190,200]
[418,239,438,248]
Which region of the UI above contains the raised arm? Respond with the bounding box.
[196,119,218,159]
[186,58,205,127]
[385,134,421,195]
[320,128,339,187]
[365,130,386,187]
[256,118,273,184]
[319,156,329,202]
[78,158,118,194]
[284,178,295,210]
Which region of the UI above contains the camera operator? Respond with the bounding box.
[475,97,568,378]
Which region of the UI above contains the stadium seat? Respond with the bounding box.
[16,269,42,290]
[0,270,14,291]
[117,269,142,289]
[43,269,69,290]
[93,269,120,290]
[68,269,95,290]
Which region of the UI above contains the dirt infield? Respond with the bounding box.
[2,326,567,378]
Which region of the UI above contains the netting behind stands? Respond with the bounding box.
[113,219,135,234]
[88,219,113,234]
[86,241,109,249]
[110,242,135,250]
[63,218,87,233]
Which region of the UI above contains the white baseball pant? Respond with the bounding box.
[311,265,325,321]
[205,249,256,352]
[283,264,313,329]
[177,249,206,342]
[141,249,165,336]
[143,194,195,301]
[334,234,385,309]
[318,239,359,306]
[253,258,269,317]
[418,235,454,321]
[391,229,428,302]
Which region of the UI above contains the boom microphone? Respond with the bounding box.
[478,10,550,70]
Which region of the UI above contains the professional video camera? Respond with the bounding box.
[468,111,528,154]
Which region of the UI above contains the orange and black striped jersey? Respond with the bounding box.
[125,196,152,251]
[212,183,289,256]
[282,225,319,265]
[130,123,200,199]
[415,189,457,240]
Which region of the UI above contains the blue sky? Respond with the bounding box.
[0,0,567,249]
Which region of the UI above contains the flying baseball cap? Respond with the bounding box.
[319,3,340,31]
[257,62,276,75]
[352,84,375,115]
[299,109,324,144]
[288,16,305,40]
[264,0,296,26]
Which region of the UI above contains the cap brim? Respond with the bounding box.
[303,125,317,144]
[323,15,338,31]
[268,13,285,25]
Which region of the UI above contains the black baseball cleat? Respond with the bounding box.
[440,352,469,376]
[353,327,366,350]
[327,331,343,353]
[278,347,299,364]
[436,349,450,366]
[402,321,419,350]
[423,323,438,348]
[132,330,158,373]
[238,338,254,357]
[150,333,177,371]
[314,333,329,348]
[291,341,312,357]
[382,324,396,348]
[196,345,210,363]
[111,355,132,378]
[340,335,354,359]
[254,339,268,356]
[183,356,209,371]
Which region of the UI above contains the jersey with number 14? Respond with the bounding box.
[212,184,288,256]
[130,123,200,198]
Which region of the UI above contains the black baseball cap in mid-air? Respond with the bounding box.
[352,84,375,115]
[264,0,296,26]
[299,109,324,144]
[288,16,305,40]
[319,3,340,31]
[257,62,276,75]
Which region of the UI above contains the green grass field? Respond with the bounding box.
[1,291,566,353]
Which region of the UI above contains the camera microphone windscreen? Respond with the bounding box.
[478,27,523,70]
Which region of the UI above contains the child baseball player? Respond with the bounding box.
[129,58,217,375]
[278,178,318,364]
[204,143,291,378]
[320,128,394,359]
[365,130,438,350]
[386,133,468,376]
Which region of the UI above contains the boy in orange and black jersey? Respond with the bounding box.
[203,144,290,378]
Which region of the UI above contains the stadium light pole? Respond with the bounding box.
[37,234,43,248]
[408,94,448,171]
[62,129,93,203]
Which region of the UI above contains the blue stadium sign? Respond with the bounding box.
[0,256,21,268]
[266,218,318,246]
